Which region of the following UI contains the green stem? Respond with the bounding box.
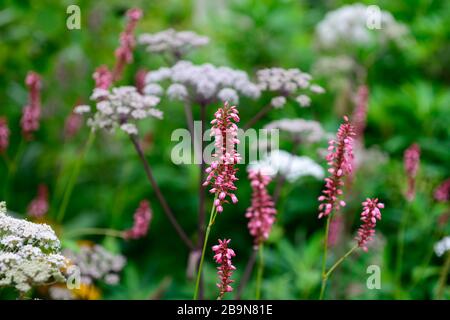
[325,245,358,278]
[436,252,450,300]
[319,215,331,300]
[255,244,264,300]
[395,200,412,296]
[63,227,125,239]
[193,195,218,300]
[56,130,95,223]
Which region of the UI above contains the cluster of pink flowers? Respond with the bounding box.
[318,116,355,218]
[0,117,9,154]
[212,239,236,299]
[246,170,277,247]
[27,184,49,218]
[352,85,369,141]
[204,103,241,213]
[404,143,420,201]
[123,200,152,239]
[434,178,450,202]
[113,8,143,81]
[356,198,384,252]
[93,65,113,90]
[21,71,42,140]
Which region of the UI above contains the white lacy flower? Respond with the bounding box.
[218,88,239,104]
[74,105,91,114]
[143,83,164,96]
[145,60,261,104]
[138,29,209,57]
[271,96,286,109]
[0,202,67,293]
[434,236,450,257]
[296,95,311,107]
[315,3,408,52]
[84,86,162,134]
[247,150,324,182]
[264,118,328,143]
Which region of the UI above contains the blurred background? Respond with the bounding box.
[0,0,449,299]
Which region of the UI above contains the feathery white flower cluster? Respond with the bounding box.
[144,60,261,105]
[256,68,324,108]
[434,236,450,257]
[0,202,66,292]
[264,118,329,143]
[75,86,162,135]
[138,28,209,57]
[64,244,126,286]
[315,4,408,52]
[248,150,324,182]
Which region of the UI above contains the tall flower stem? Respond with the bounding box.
[320,243,358,300]
[4,139,25,202]
[255,244,264,300]
[235,248,258,299]
[243,104,272,130]
[319,215,332,300]
[436,252,450,299]
[56,130,95,223]
[395,200,412,296]
[194,195,218,300]
[129,134,194,250]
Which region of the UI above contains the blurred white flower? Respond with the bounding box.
[264,118,329,143]
[218,88,239,104]
[247,150,324,182]
[296,95,311,107]
[271,96,286,109]
[74,105,91,114]
[434,236,450,257]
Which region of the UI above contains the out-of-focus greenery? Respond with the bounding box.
[0,0,449,300]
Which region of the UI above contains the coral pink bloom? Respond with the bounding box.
[203,102,241,213]
[212,239,236,299]
[0,117,10,154]
[124,200,152,240]
[318,116,355,219]
[27,184,49,218]
[356,198,384,252]
[21,71,42,140]
[93,65,113,90]
[113,8,143,81]
[246,170,277,247]
[404,143,420,201]
[434,178,450,202]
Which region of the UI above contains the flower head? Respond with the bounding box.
[93,65,113,90]
[27,184,49,218]
[123,200,152,240]
[246,170,277,247]
[435,179,450,202]
[0,117,10,154]
[434,236,450,257]
[21,71,42,140]
[203,103,241,213]
[404,143,420,201]
[356,198,384,252]
[212,239,236,299]
[318,116,355,218]
[64,107,83,139]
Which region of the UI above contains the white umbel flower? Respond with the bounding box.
[0,202,67,293]
[434,236,450,257]
[247,150,324,182]
[264,118,328,143]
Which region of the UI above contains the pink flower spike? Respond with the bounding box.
[404,143,420,202]
[318,116,355,219]
[124,200,153,240]
[356,198,384,252]
[204,102,241,213]
[21,71,42,140]
[212,239,236,299]
[246,170,277,247]
[93,65,113,90]
[135,69,147,94]
[27,184,49,218]
[64,105,83,139]
[434,178,450,202]
[0,117,10,154]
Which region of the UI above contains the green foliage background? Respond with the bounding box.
[0,0,449,299]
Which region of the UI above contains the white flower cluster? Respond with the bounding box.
[256,68,324,108]
[264,118,329,143]
[0,202,66,292]
[75,86,162,135]
[64,244,126,286]
[144,60,261,104]
[247,150,324,182]
[434,236,450,257]
[315,3,408,52]
[138,28,209,57]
